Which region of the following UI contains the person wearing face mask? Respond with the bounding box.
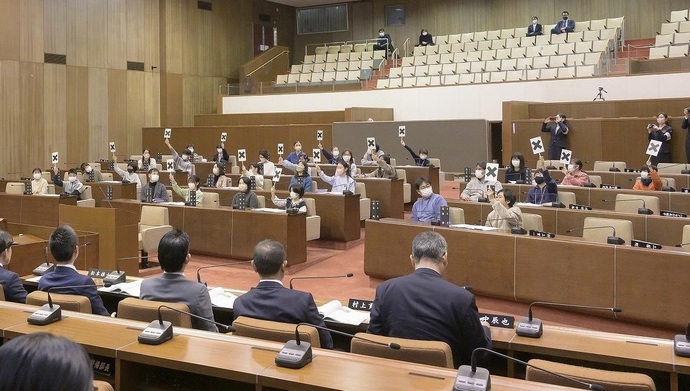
[359,154,398,180]
[485,188,523,232]
[30,168,48,195]
[0,230,28,303]
[285,141,306,164]
[186,144,198,162]
[526,156,558,204]
[211,143,229,164]
[316,162,356,193]
[551,10,574,34]
[141,168,168,202]
[504,152,527,183]
[232,176,259,209]
[318,142,342,164]
[374,28,394,58]
[170,173,204,206]
[164,138,194,174]
[138,148,157,171]
[411,177,447,222]
[52,167,85,199]
[271,184,308,213]
[258,149,276,176]
[460,161,503,202]
[212,163,229,188]
[289,161,313,192]
[241,162,264,190]
[560,158,589,186]
[633,159,662,191]
[683,107,690,163]
[647,112,673,165]
[79,162,103,182]
[340,149,357,175]
[541,113,569,161]
[400,139,430,166]
[362,143,385,166]
[526,16,543,36]
[112,153,142,189]
[418,29,434,46]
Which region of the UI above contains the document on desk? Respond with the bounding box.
[251,208,286,213]
[99,279,142,296]
[208,287,238,308]
[449,224,498,231]
[318,300,370,326]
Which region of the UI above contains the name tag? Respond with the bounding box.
[479,313,515,329]
[630,240,662,250]
[87,268,114,279]
[529,229,555,238]
[600,184,620,189]
[661,210,688,218]
[348,298,374,312]
[569,204,592,210]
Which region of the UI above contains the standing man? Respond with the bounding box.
[551,10,575,34]
[541,113,569,161]
[526,16,543,36]
[233,240,334,349]
[368,232,492,367]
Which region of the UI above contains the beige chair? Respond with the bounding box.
[543,160,565,170]
[101,172,114,181]
[350,333,453,368]
[587,174,602,187]
[262,177,273,191]
[77,185,95,207]
[139,206,173,259]
[657,163,690,174]
[166,189,173,201]
[428,157,445,185]
[201,191,219,208]
[661,177,676,190]
[582,217,633,244]
[593,161,627,171]
[0,288,5,301]
[614,193,660,215]
[116,298,192,328]
[558,191,576,207]
[355,182,371,220]
[526,359,656,391]
[232,316,321,348]
[5,182,25,195]
[94,380,114,391]
[26,291,92,314]
[256,195,266,208]
[46,184,55,194]
[303,198,321,241]
[680,225,690,251]
[449,207,465,224]
[396,169,412,203]
[522,213,544,231]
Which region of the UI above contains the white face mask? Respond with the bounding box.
[422,32,428,36]
[188,183,196,191]
[85,166,93,173]
[188,147,194,153]
[342,155,351,162]
[68,176,77,183]
[33,173,41,180]
[379,32,385,37]
[217,148,222,153]
[182,155,189,161]
[475,169,484,179]
[419,154,428,160]
[640,171,649,179]
[332,149,340,157]
[511,159,520,168]
[568,164,576,172]
[336,168,345,176]
[150,174,159,182]
[213,168,220,175]
[289,191,298,199]
[420,187,433,198]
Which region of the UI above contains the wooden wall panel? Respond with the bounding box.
[143,0,160,69]
[107,69,128,160]
[88,68,108,162]
[44,64,67,169]
[107,0,127,70]
[19,62,45,170]
[67,0,89,67]
[20,0,43,63]
[44,0,68,56]
[127,71,146,154]
[0,0,20,61]
[87,0,108,69]
[144,72,161,127]
[66,66,89,170]
[1,61,21,178]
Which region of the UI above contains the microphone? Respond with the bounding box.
[275,322,400,369]
[103,255,140,285]
[32,247,55,276]
[674,322,690,357]
[516,301,622,338]
[28,283,110,326]
[675,242,690,248]
[601,198,653,215]
[454,347,605,391]
[289,273,354,289]
[477,218,527,235]
[566,226,625,245]
[196,261,251,285]
[608,161,620,172]
[138,305,236,345]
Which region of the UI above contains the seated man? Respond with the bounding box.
[38,225,109,316]
[359,154,397,179]
[411,177,447,222]
[79,162,103,182]
[368,231,492,367]
[233,240,334,349]
[460,161,503,202]
[52,167,85,200]
[141,168,168,202]
[0,230,27,303]
[140,229,218,332]
[551,10,574,34]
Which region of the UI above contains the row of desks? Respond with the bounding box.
[0,301,579,391]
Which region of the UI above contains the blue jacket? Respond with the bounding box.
[38,266,109,315]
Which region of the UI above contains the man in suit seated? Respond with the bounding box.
[0,230,27,303]
[38,225,109,315]
[233,240,334,349]
[551,10,575,34]
[140,229,217,332]
[526,16,543,36]
[368,231,492,367]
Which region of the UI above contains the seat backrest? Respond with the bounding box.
[140,205,169,229]
[6,182,25,195]
[662,177,676,190]
[593,161,627,171]
[27,291,92,314]
[558,191,576,207]
[582,217,633,244]
[396,169,407,183]
[543,160,565,170]
[522,213,544,231]
[682,225,690,251]
[232,316,321,348]
[201,192,219,208]
[93,380,114,391]
[428,158,441,168]
[0,288,5,301]
[615,193,660,215]
[303,198,316,216]
[81,185,93,200]
[526,359,656,391]
[101,172,114,181]
[351,333,454,368]
[256,195,266,208]
[588,175,602,187]
[355,182,367,198]
[449,207,465,224]
[117,298,192,328]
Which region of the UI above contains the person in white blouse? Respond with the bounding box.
[112,153,142,189]
[315,161,356,193]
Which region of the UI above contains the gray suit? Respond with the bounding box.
[140,273,218,332]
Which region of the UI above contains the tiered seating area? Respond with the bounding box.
[378,17,624,88]
[275,44,387,87]
[648,9,690,59]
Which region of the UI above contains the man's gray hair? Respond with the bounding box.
[411,231,447,264]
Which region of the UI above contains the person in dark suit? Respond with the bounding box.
[418,29,434,46]
[0,231,27,303]
[38,225,109,316]
[368,231,491,367]
[541,113,570,160]
[374,28,394,58]
[140,229,218,332]
[551,10,575,34]
[526,16,543,36]
[233,240,334,349]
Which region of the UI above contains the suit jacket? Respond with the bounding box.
[140,273,218,332]
[233,281,334,349]
[555,19,575,33]
[527,23,543,36]
[369,268,491,367]
[0,266,27,303]
[38,266,109,315]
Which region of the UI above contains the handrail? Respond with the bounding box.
[402,37,410,58]
[246,50,290,77]
[304,38,387,55]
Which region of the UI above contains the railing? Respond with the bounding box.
[246,49,290,77]
[217,84,240,95]
[304,38,385,56]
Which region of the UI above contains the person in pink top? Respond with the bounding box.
[560,158,589,186]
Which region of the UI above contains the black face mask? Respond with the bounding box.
[562,16,568,20]
[641,177,653,186]
[127,168,134,174]
[534,177,545,185]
